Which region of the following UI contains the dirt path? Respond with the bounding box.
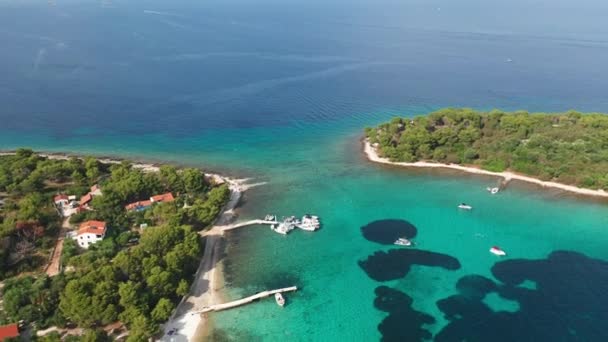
[45,239,64,277]
[45,217,70,277]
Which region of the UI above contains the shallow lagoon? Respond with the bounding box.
[1,0,608,340]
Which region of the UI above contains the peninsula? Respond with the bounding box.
[0,149,233,341]
[364,108,608,198]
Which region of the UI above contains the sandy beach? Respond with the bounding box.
[364,140,608,199]
[161,176,249,341]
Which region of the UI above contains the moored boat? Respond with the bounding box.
[271,220,295,234]
[273,223,289,234]
[275,293,285,306]
[458,203,473,210]
[487,187,499,194]
[490,246,506,256]
[299,214,321,231]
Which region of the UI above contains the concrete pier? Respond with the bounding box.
[192,286,298,314]
[221,219,277,231]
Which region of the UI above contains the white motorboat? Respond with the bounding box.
[490,246,506,256]
[299,215,321,231]
[273,224,289,235]
[487,187,499,194]
[275,293,285,307]
[298,223,319,231]
[458,203,473,210]
[394,237,412,246]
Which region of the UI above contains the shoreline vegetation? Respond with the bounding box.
[0,149,250,341]
[364,108,608,199]
[364,140,608,198]
[167,175,245,341]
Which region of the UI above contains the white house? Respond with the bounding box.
[54,194,81,217]
[73,220,107,249]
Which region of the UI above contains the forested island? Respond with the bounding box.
[0,149,230,341]
[365,108,608,191]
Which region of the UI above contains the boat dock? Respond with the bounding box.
[271,215,321,234]
[221,214,321,235]
[192,286,298,314]
[222,219,277,231]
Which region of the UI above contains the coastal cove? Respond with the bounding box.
[203,135,608,341]
[4,137,608,341]
[2,0,608,340]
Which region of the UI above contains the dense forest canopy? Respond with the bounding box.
[0,149,230,341]
[365,108,608,190]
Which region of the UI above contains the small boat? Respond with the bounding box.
[272,221,294,235]
[458,203,473,210]
[487,187,499,194]
[490,246,506,256]
[394,237,412,246]
[275,293,285,307]
[274,226,289,235]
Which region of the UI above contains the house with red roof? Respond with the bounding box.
[79,193,93,207]
[125,200,153,212]
[151,192,175,203]
[73,220,107,249]
[53,194,70,206]
[0,323,20,341]
[126,192,175,212]
[78,184,103,210]
[54,193,82,217]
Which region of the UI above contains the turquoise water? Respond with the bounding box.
[207,135,608,341]
[2,0,608,340]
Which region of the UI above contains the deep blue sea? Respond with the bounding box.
[1,0,608,341]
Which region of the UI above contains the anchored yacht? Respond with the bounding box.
[490,246,506,256]
[394,237,412,246]
[298,214,321,231]
[458,203,473,210]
